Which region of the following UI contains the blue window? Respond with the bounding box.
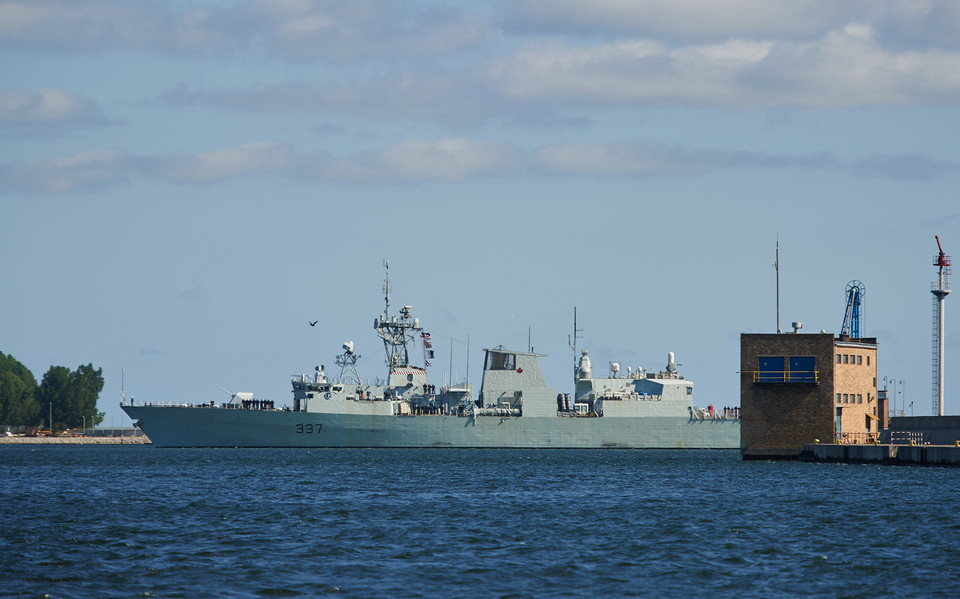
[757,357,785,382]
[789,356,816,382]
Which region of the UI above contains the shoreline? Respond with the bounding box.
[0,436,151,445]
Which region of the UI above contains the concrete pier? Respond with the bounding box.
[0,435,151,445]
[801,443,960,466]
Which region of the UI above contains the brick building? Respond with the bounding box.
[741,332,878,459]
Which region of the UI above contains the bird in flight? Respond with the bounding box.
[309,321,318,326]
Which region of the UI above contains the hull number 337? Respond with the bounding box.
[295,423,323,434]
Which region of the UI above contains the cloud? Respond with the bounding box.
[530,141,842,177]
[0,142,294,193]
[486,30,960,109]
[0,149,129,193]
[158,25,960,128]
[151,142,295,184]
[852,153,960,180]
[0,88,112,134]
[0,1,165,50]
[502,0,960,49]
[161,73,506,128]
[1,139,956,193]
[0,0,493,61]
[229,0,493,62]
[306,138,522,182]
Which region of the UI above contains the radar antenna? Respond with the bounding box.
[335,341,363,385]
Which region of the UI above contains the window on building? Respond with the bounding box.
[789,356,816,382]
[865,415,872,431]
[836,354,842,364]
[836,393,841,404]
[858,394,863,403]
[867,356,870,366]
[757,356,785,382]
[843,394,849,403]
[857,355,862,365]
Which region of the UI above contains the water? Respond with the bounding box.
[1,447,957,599]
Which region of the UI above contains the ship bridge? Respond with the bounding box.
[478,347,557,416]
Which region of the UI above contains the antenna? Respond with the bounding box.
[775,237,781,333]
[932,235,951,416]
[382,259,391,320]
[568,306,582,362]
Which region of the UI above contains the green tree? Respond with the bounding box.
[69,363,105,429]
[0,352,40,426]
[37,363,104,431]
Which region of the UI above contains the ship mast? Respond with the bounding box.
[569,306,582,385]
[375,261,423,370]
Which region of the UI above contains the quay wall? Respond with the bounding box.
[801,443,960,466]
[0,436,151,445]
[881,415,960,445]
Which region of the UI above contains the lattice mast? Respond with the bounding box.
[932,236,951,416]
[374,261,423,370]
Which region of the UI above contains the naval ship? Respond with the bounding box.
[123,266,740,448]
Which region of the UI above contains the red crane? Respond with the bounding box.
[935,235,951,268]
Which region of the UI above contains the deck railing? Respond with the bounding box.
[746,370,819,383]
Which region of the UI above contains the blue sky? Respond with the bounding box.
[2,0,958,428]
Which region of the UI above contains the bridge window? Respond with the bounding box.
[486,352,516,371]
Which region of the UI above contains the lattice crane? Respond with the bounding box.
[840,280,865,338]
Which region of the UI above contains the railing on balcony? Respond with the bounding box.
[836,431,880,445]
[747,370,819,383]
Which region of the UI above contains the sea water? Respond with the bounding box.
[1,447,957,598]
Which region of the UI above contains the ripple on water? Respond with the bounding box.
[2,448,960,598]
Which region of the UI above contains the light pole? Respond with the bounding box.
[900,380,905,417]
[890,379,897,416]
[883,377,897,418]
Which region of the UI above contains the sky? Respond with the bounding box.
[2,0,959,429]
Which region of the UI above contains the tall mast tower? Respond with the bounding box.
[932,236,951,416]
[375,261,422,371]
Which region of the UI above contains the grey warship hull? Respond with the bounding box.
[122,404,739,448]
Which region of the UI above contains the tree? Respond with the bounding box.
[0,352,40,426]
[69,364,105,429]
[37,363,104,431]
